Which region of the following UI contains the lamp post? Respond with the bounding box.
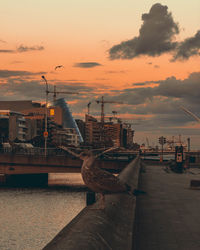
[158,136,166,162]
[41,75,49,157]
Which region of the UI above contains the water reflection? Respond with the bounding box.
[0,174,86,250]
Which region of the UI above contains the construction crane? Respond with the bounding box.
[180,106,200,122]
[96,96,123,124]
[112,110,118,118]
[87,102,91,115]
[48,85,79,104]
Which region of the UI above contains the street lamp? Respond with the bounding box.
[41,75,49,157]
[158,136,166,162]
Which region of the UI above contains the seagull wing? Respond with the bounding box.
[91,168,126,193]
[55,65,64,70]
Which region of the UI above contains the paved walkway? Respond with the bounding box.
[134,165,200,250]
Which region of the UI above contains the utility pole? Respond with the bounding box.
[187,137,190,152]
[41,75,49,157]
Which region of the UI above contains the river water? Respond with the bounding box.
[0,174,86,250]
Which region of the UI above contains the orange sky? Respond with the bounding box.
[0,1,200,148]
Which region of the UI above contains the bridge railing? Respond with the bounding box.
[0,147,68,157]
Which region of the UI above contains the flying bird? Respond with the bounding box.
[55,65,64,70]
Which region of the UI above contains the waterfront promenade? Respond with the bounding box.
[134,164,200,250]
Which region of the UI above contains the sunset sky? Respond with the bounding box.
[1,1,200,148]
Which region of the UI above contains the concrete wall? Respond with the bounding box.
[43,155,141,250]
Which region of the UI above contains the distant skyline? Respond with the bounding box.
[0,1,200,148]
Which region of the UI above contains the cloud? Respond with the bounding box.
[0,49,15,53]
[109,3,179,60]
[97,71,200,136]
[10,61,23,64]
[16,45,44,52]
[0,77,96,103]
[113,72,200,106]
[105,70,126,74]
[132,82,150,86]
[74,62,102,68]
[0,44,44,53]
[0,70,46,78]
[172,30,200,61]
[0,39,6,43]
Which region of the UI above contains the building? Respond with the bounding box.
[122,125,135,148]
[84,114,135,148]
[0,100,41,112]
[75,119,85,142]
[21,100,83,146]
[23,106,63,140]
[52,127,79,146]
[0,110,27,142]
[54,98,83,144]
[104,122,122,147]
[85,115,101,146]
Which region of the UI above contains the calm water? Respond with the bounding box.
[0,174,86,250]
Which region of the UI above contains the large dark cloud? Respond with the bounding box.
[172,30,200,61]
[109,3,179,60]
[74,62,102,68]
[112,72,200,107]
[109,3,200,62]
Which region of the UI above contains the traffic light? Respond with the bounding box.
[158,136,166,145]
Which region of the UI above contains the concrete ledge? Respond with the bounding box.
[43,156,141,250]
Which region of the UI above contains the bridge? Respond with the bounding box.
[0,147,137,175]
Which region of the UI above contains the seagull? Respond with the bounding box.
[80,150,131,208]
[60,146,131,209]
[55,65,64,70]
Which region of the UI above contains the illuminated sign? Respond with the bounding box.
[50,109,55,116]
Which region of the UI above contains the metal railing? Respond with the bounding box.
[0,147,68,157]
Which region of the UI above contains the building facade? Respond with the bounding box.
[84,114,134,148]
[0,110,27,142]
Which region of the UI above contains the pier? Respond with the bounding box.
[42,156,200,250]
[134,164,200,250]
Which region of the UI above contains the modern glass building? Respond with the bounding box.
[54,98,83,143]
